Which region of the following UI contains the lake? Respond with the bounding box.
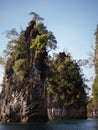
[0,118,98,130]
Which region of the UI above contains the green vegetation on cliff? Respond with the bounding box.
[92,25,98,101]
[90,25,98,111]
[0,12,57,122]
[3,12,57,82]
[0,12,87,121]
[47,52,87,111]
[87,25,98,117]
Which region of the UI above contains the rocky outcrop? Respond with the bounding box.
[0,15,87,122]
[48,107,87,120]
[1,20,48,122]
[47,94,87,119]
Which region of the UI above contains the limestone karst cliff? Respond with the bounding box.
[88,25,98,118]
[0,13,57,122]
[0,12,87,122]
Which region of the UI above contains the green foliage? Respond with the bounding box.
[0,57,5,65]
[3,29,19,59]
[2,12,57,86]
[2,28,30,84]
[34,22,47,34]
[91,25,98,110]
[29,12,44,22]
[95,25,98,73]
[6,28,19,39]
[34,22,57,50]
[30,31,57,53]
[46,31,57,50]
[4,39,17,58]
[13,59,28,72]
[92,75,98,101]
[30,13,57,53]
[30,34,48,53]
[47,52,87,108]
[13,39,28,60]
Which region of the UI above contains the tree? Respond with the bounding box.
[47,52,87,119]
[29,12,44,22]
[92,25,98,109]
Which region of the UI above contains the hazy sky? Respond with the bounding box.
[0,0,98,94]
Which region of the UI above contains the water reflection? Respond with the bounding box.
[0,122,50,130]
[0,119,98,130]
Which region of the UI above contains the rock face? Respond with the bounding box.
[47,96,87,120]
[48,107,87,120]
[1,20,48,122]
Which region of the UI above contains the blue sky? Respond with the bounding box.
[0,0,98,94]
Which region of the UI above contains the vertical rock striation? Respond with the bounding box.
[1,19,48,122]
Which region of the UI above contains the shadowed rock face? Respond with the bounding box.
[47,95,87,120]
[1,20,48,122]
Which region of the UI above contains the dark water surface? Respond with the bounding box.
[0,118,98,130]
